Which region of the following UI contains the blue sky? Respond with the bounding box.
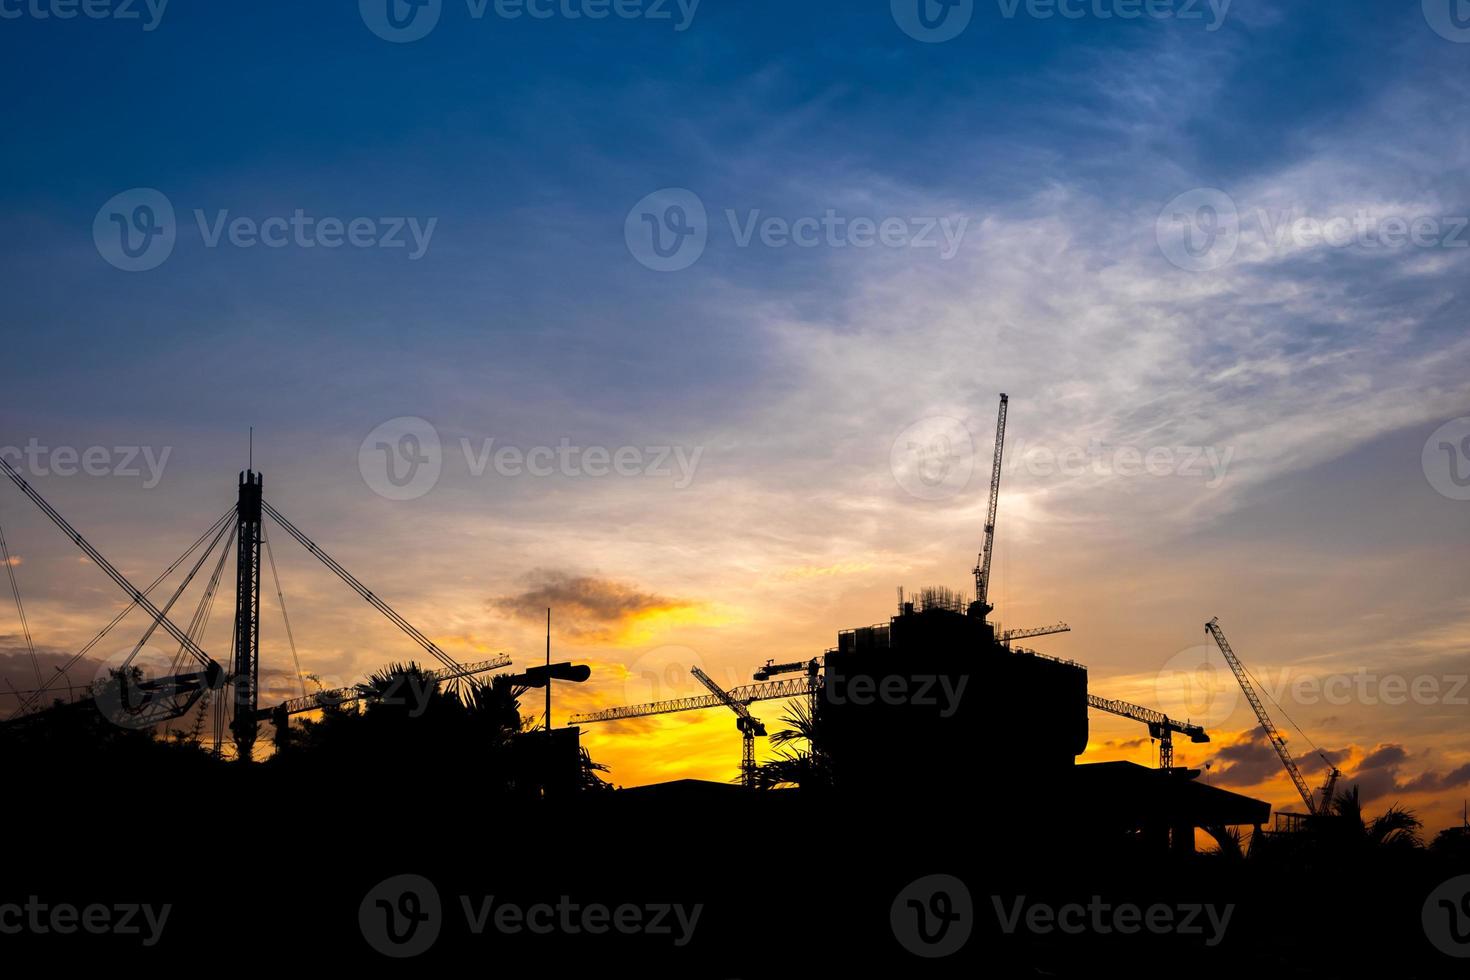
[2,1,1469,823]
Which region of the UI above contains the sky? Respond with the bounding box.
[1,0,1469,833]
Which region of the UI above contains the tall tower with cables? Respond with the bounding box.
[230,470,263,760]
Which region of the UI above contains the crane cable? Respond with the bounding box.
[169,523,238,678]
[0,454,217,669]
[120,511,237,674]
[262,525,307,699]
[261,499,466,676]
[9,506,236,718]
[1240,659,1335,769]
[176,525,237,744]
[0,513,41,691]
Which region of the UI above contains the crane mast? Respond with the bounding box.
[692,666,766,789]
[1205,617,1321,814]
[973,393,1008,619]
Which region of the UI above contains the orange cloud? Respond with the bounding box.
[489,570,699,645]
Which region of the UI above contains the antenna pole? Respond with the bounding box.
[545,607,552,731]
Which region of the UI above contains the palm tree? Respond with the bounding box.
[1312,785,1425,853]
[753,699,832,791]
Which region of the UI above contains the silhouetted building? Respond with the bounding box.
[511,726,583,800]
[821,600,1088,797]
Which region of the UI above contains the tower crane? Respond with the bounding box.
[569,674,816,785]
[1088,694,1209,769]
[972,393,1008,622]
[691,666,766,789]
[1205,617,1341,815]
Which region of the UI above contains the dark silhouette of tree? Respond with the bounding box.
[753,699,831,791]
[1318,785,1425,852]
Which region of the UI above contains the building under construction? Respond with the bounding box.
[573,395,1271,853]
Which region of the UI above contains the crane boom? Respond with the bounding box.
[1087,695,1208,741]
[1000,622,1070,643]
[568,676,814,725]
[691,667,759,726]
[1205,617,1319,813]
[691,667,765,789]
[973,394,1008,616]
